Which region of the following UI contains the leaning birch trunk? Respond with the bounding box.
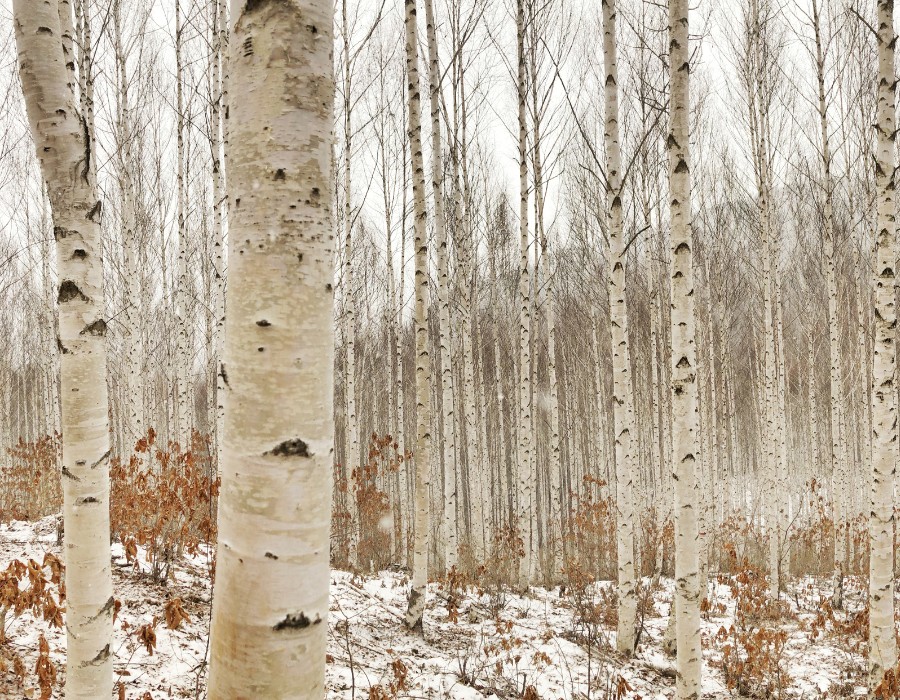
[868,0,898,690]
[515,0,535,588]
[13,1,113,696]
[668,0,702,696]
[404,0,433,632]
[423,0,457,572]
[206,1,335,696]
[602,0,636,655]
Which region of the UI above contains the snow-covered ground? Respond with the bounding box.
[0,516,874,698]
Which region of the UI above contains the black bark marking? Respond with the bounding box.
[676,356,691,369]
[37,26,54,35]
[57,336,69,354]
[91,449,111,469]
[54,226,73,241]
[81,644,110,667]
[73,249,87,259]
[219,363,230,387]
[87,597,115,623]
[265,552,278,559]
[81,117,92,183]
[80,319,107,337]
[273,612,321,631]
[307,24,318,34]
[61,467,81,481]
[274,168,286,181]
[674,242,690,254]
[87,200,102,222]
[59,280,88,303]
[76,496,98,505]
[266,438,312,458]
[256,319,271,327]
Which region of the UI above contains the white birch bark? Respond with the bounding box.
[174,0,192,447]
[668,0,702,695]
[602,0,636,655]
[340,0,360,562]
[515,0,535,587]
[207,1,334,695]
[404,0,433,631]
[210,0,228,472]
[422,0,457,572]
[811,2,840,587]
[113,1,143,448]
[868,1,898,689]
[773,272,789,592]
[13,1,113,695]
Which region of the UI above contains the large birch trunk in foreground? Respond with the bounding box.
[207,0,335,695]
[14,2,114,697]
[868,0,898,690]
[668,0,702,696]
[602,0,636,655]
[404,0,433,632]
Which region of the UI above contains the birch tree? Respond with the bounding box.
[404,0,433,632]
[516,0,535,587]
[867,0,897,690]
[206,0,335,695]
[423,0,458,571]
[602,0,637,655]
[668,0,701,695]
[13,0,113,696]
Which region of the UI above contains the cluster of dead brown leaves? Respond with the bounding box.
[0,553,65,641]
[0,434,62,525]
[368,654,409,700]
[110,428,218,583]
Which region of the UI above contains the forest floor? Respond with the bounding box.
[0,515,875,699]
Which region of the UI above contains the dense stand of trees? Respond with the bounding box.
[2,0,900,696]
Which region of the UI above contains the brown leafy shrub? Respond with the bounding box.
[34,634,56,700]
[483,526,525,609]
[639,506,673,578]
[332,434,408,571]
[712,515,768,575]
[368,656,409,700]
[0,434,62,524]
[164,597,190,630]
[561,559,616,650]
[874,666,900,699]
[714,562,794,698]
[565,476,616,581]
[0,554,64,697]
[110,428,218,583]
[786,479,833,578]
[806,598,868,654]
[0,553,66,642]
